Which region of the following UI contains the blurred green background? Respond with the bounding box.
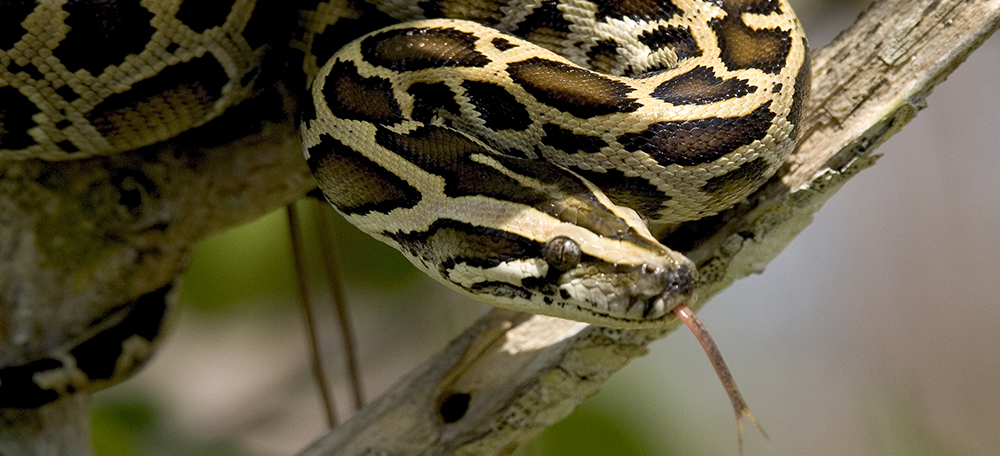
[90,1,1000,455]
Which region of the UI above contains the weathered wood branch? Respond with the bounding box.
[295,0,1000,454]
[0,89,315,454]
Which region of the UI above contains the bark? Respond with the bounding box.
[0,87,315,454]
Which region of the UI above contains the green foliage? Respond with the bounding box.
[516,391,686,456]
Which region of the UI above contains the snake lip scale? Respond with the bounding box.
[1,0,809,438]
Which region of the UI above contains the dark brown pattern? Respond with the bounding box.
[409,82,462,124]
[618,101,776,166]
[86,56,229,149]
[638,26,702,60]
[361,26,490,72]
[0,0,35,48]
[727,0,783,14]
[324,60,403,124]
[541,123,609,154]
[511,0,571,36]
[788,46,811,140]
[570,167,668,220]
[309,134,423,215]
[55,0,155,75]
[700,156,771,197]
[506,57,641,118]
[0,86,39,150]
[711,10,791,74]
[0,285,172,409]
[491,37,517,51]
[595,0,682,22]
[461,80,533,130]
[652,66,756,105]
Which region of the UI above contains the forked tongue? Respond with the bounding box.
[673,303,768,454]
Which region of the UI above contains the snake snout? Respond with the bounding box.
[633,262,697,320]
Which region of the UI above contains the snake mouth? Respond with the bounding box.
[645,287,697,320]
[632,262,698,321]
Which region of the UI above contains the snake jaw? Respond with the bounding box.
[549,252,697,328]
[640,262,698,320]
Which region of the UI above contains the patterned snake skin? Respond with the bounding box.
[0,0,808,410]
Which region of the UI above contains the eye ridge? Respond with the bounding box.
[543,236,582,271]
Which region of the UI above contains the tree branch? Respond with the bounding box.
[295,1,1000,454]
[1,88,314,454]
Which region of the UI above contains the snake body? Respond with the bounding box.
[0,0,808,407]
[304,2,809,327]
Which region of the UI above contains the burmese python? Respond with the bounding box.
[0,0,809,427]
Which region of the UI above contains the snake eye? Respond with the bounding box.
[543,236,582,271]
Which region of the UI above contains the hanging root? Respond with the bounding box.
[673,304,768,453]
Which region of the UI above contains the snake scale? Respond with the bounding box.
[0,0,809,429]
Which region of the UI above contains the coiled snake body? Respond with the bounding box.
[0,0,809,419]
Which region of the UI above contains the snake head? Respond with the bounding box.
[525,228,699,328]
[432,224,698,328]
[431,224,698,329]
[371,148,701,329]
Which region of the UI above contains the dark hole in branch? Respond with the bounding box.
[439,392,471,423]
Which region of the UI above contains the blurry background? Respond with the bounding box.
[90,1,1000,455]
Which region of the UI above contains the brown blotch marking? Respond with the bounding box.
[571,167,667,221]
[461,80,533,131]
[787,45,811,140]
[510,1,571,53]
[726,0,783,14]
[512,0,571,35]
[376,126,660,250]
[710,10,791,74]
[175,1,231,33]
[308,135,421,215]
[652,66,756,105]
[324,60,402,124]
[0,285,172,409]
[86,56,227,150]
[638,26,701,60]
[0,358,65,408]
[361,26,489,72]
[541,123,608,154]
[0,86,40,150]
[386,219,543,275]
[585,39,623,74]
[492,37,517,51]
[523,28,571,55]
[55,0,155,75]
[419,0,504,24]
[70,285,171,382]
[701,156,771,197]
[408,82,461,125]
[618,101,775,166]
[506,57,640,118]
[595,0,682,22]
[307,7,397,70]
[374,126,546,203]
[0,0,34,48]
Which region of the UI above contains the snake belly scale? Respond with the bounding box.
[0,0,809,412]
